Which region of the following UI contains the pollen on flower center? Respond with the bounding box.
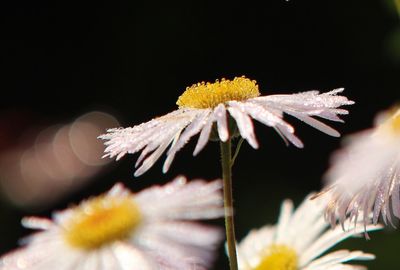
[176,76,260,109]
[254,244,298,270]
[64,195,142,250]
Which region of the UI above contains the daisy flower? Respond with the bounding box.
[0,176,224,270]
[235,193,382,270]
[99,76,354,176]
[319,107,400,229]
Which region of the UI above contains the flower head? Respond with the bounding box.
[236,194,381,270]
[0,177,224,270]
[319,107,400,229]
[100,76,354,176]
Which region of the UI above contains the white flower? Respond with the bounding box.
[0,176,224,270]
[99,77,354,176]
[319,107,400,229]
[236,194,382,270]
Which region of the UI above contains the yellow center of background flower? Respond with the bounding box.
[389,112,400,134]
[379,108,400,136]
[64,195,142,250]
[176,76,260,109]
[254,244,298,270]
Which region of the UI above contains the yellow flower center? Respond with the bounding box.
[176,76,260,109]
[254,244,298,270]
[389,112,400,134]
[379,108,400,136]
[64,195,142,250]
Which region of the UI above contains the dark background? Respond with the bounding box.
[2,0,400,269]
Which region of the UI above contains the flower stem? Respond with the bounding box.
[231,138,244,168]
[220,139,238,270]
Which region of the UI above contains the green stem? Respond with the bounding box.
[231,138,244,168]
[220,139,238,270]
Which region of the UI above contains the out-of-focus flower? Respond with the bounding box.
[100,76,353,176]
[319,107,400,229]
[0,177,224,270]
[235,194,381,270]
[0,111,118,209]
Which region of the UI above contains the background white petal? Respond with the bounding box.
[322,128,400,228]
[135,176,224,220]
[236,193,380,270]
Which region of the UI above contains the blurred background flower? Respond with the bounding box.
[235,193,382,270]
[1,0,400,269]
[0,178,224,270]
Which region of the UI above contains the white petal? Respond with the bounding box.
[111,242,154,270]
[79,252,102,270]
[100,109,199,176]
[273,126,304,148]
[193,116,214,156]
[135,177,224,220]
[274,200,293,243]
[21,217,54,230]
[161,133,181,174]
[134,134,176,177]
[251,88,354,137]
[139,221,222,250]
[300,223,382,266]
[234,100,304,148]
[227,102,258,149]
[257,88,354,112]
[304,250,374,270]
[391,176,400,219]
[285,112,340,137]
[0,236,83,270]
[164,109,212,172]
[214,104,229,142]
[236,226,276,269]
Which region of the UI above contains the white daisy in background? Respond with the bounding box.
[0,176,224,270]
[319,107,400,229]
[99,76,354,176]
[235,194,382,270]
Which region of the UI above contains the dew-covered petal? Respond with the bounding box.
[285,112,340,137]
[163,110,212,172]
[234,99,305,148]
[256,88,354,115]
[135,134,177,177]
[214,103,229,142]
[99,108,202,176]
[251,88,353,137]
[230,101,304,147]
[227,102,258,149]
[193,115,214,156]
